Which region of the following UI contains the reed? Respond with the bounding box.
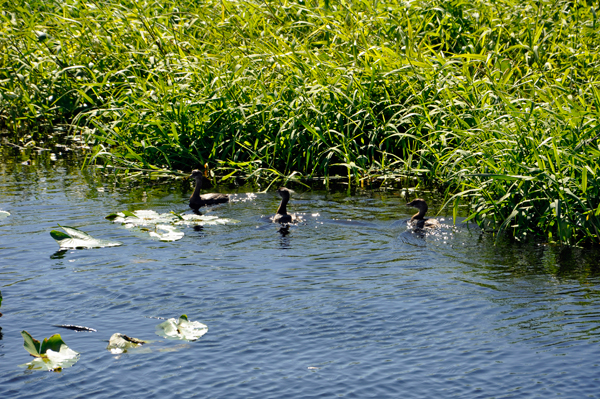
[1,0,599,245]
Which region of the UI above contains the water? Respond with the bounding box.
[1,147,600,398]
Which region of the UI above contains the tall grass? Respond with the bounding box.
[1,0,599,245]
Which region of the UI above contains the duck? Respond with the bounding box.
[189,169,229,210]
[407,198,440,229]
[272,187,297,224]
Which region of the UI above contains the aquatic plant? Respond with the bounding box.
[50,224,122,248]
[20,331,79,371]
[0,211,9,219]
[156,314,208,341]
[107,209,239,241]
[107,333,148,354]
[2,0,599,244]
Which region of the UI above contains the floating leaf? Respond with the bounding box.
[50,225,122,249]
[20,347,80,371]
[177,214,240,226]
[107,210,239,242]
[170,210,184,220]
[21,331,42,357]
[107,333,148,354]
[105,213,119,221]
[148,224,185,242]
[155,314,208,341]
[50,230,71,241]
[0,210,9,219]
[20,331,79,371]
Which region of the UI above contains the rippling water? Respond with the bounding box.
[1,147,600,398]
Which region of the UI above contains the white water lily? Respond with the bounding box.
[19,331,80,371]
[50,225,122,249]
[20,347,80,371]
[0,210,9,219]
[107,333,148,354]
[106,210,239,242]
[156,315,208,341]
[148,224,185,242]
[178,214,238,226]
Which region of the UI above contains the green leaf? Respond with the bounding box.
[467,173,535,181]
[105,213,119,221]
[50,230,71,241]
[21,331,41,357]
[170,211,184,220]
[452,198,458,225]
[40,334,67,355]
[122,211,138,218]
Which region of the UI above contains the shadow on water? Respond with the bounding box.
[50,249,68,259]
[474,234,600,280]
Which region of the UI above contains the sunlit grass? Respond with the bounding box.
[1,0,599,245]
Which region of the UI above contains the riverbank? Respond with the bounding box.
[1,0,599,244]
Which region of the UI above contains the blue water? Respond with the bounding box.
[1,147,600,398]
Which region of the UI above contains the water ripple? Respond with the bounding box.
[1,148,600,398]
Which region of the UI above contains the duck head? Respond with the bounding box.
[407,198,428,220]
[277,187,293,200]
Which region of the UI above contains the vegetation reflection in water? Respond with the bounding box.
[2,0,600,245]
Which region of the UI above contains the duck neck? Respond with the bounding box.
[192,178,203,199]
[276,197,289,215]
[411,207,427,220]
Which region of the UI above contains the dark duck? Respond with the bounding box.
[407,198,440,229]
[189,169,229,210]
[272,187,297,224]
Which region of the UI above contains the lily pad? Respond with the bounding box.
[155,314,208,341]
[107,333,148,354]
[107,210,239,242]
[148,224,185,241]
[20,331,79,371]
[0,210,9,219]
[50,225,122,249]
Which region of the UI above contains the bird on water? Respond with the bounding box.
[407,198,440,229]
[189,169,229,210]
[272,187,297,224]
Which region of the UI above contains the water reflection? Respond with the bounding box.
[50,249,68,259]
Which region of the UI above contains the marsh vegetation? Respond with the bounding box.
[1,0,599,244]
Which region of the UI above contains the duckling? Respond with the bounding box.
[272,187,297,224]
[407,198,440,229]
[189,169,229,210]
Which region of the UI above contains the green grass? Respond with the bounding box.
[1,0,600,245]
